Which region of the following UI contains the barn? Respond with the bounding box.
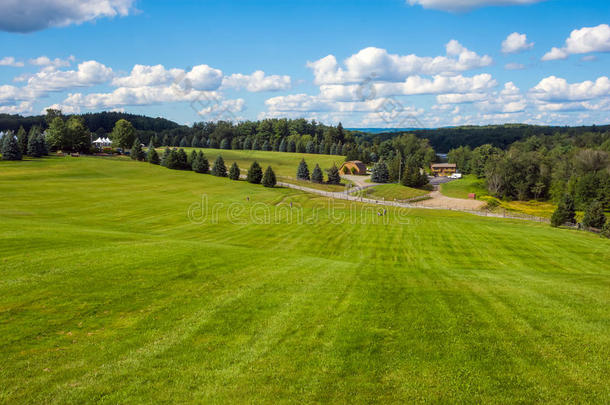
[339,161,368,176]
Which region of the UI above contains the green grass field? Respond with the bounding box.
[439,174,488,199]
[1,156,609,403]
[176,148,343,178]
[364,183,430,201]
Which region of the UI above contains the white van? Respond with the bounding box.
[449,173,463,179]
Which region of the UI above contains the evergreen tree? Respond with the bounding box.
[27,131,43,157]
[131,138,145,161]
[1,135,22,161]
[228,162,241,180]
[16,126,28,155]
[231,137,241,150]
[179,137,188,148]
[272,138,280,151]
[38,134,49,156]
[177,148,189,169]
[191,136,199,148]
[306,141,315,154]
[211,155,227,177]
[160,147,171,167]
[297,159,310,180]
[246,161,263,184]
[262,166,277,188]
[196,151,209,173]
[279,138,287,152]
[262,140,270,151]
[401,158,428,188]
[147,141,160,165]
[252,138,260,150]
[243,137,252,150]
[327,164,341,185]
[165,149,180,169]
[311,164,324,183]
[209,138,219,149]
[582,201,607,229]
[330,143,337,155]
[370,161,390,183]
[189,150,197,167]
[220,138,230,149]
[551,194,577,227]
[162,134,170,146]
[152,135,160,147]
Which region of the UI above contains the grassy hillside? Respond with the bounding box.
[364,183,429,200]
[439,175,488,199]
[1,157,609,403]
[175,148,344,178]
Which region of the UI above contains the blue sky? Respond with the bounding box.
[1,0,609,127]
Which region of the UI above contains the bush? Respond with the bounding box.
[228,162,241,180]
[211,155,227,177]
[582,201,607,229]
[262,166,277,188]
[247,161,263,184]
[601,222,610,239]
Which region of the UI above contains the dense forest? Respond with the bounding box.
[448,131,610,209]
[366,124,610,153]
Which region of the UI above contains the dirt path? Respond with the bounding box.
[417,190,486,210]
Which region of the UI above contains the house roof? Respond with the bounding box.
[431,163,457,169]
[341,161,367,171]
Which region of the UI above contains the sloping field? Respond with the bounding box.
[0,157,609,403]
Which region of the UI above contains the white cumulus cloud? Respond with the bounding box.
[542,24,610,61]
[530,76,610,101]
[501,32,534,54]
[307,41,492,85]
[0,57,24,67]
[0,0,136,33]
[221,71,291,92]
[29,55,76,68]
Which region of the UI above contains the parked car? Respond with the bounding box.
[449,173,463,179]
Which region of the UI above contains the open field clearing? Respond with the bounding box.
[175,148,344,178]
[1,157,609,403]
[363,183,430,201]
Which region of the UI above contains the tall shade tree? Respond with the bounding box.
[246,161,263,184]
[45,117,67,151]
[65,116,91,153]
[211,155,227,177]
[228,162,241,180]
[262,166,277,188]
[110,119,136,150]
[297,159,310,180]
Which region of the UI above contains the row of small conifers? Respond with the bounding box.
[131,140,277,187]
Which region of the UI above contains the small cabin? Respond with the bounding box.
[340,161,367,176]
[431,163,457,177]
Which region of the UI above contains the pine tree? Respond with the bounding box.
[131,138,145,161]
[288,140,296,153]
[189,150,197,167]
[582,201,607,229]
[309,164,323,183]
[330,144,337,155]
[371,161,390,183]
[220,138,230,149]
[262,140,270,151]
[279,138,287,152]
[252,138,260,150]
[162,135,170,146]
[16,126,28,155]
[211,155,227,177]
[243,137,252,150]
[37,134,48,156]
[247,161,263,184]
[177,148,189,169]
[327,164,341,185]
[28,126,43,154]
[160,147,171,167]
[262,166,277,188]
[551,194,577,227]
[197,151,209,173]
[297,159,310,180]
[306,141,315,154]
[147,141,160,165]
[178,137,188,148]
[164,149,180,169]
[1,135,22,161]
[191,136,199,148]
[400,158,428,187]
[27,132,43,157]
[228,162,241,180]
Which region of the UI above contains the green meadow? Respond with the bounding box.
[1,156,609,403]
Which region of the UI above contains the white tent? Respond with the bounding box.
[93,137,112,147]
